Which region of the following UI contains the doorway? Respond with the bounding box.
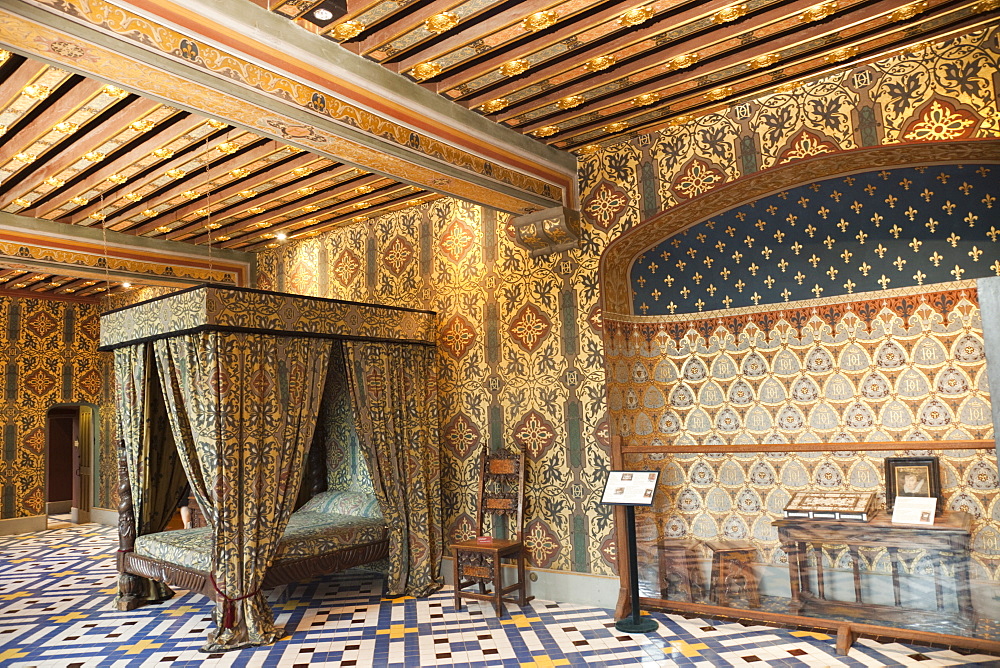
[45,405,95,529]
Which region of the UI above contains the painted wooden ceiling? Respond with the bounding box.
[0,265,127,302]
[271,0,994,151]
[0,0,993,287]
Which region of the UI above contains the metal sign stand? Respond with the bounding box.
[601,470,660,634]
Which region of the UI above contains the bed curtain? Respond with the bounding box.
[113,343,189,607]
[153,332,331,651]
[343,341,443,597]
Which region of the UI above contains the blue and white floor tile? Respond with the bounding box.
[1,524,998,667]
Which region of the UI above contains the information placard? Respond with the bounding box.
[601,470,659,506]
[891,496,937,525]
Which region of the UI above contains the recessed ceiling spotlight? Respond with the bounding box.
[122,282,132,288]
[304,0,347,27]
[276,232,288,241]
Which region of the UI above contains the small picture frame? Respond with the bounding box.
[884,456,941,513]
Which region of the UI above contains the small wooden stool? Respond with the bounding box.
[705,539,760,608]
[655,538,705,602]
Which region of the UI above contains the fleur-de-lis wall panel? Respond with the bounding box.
[257,25,1000,578]
[631,165,998,315]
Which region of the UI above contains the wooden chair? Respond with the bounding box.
[451,446,533,617]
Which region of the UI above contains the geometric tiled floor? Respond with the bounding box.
[2,525,999,667]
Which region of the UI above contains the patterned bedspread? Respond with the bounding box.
[134,511,387,572]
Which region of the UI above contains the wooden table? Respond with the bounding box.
[773,512,976,634]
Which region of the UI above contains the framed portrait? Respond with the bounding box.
[884,456,941,512]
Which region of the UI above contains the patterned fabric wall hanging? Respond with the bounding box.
[257,25,1000,578]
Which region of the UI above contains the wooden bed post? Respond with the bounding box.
[306,435,328,499]
[115,441,145,611]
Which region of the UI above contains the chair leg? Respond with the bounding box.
[454,553,462,611]
[493,554,505,617]
[516,553,527,606]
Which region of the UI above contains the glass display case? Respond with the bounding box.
[620,447,1000,651]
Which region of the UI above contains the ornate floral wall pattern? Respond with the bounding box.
[260,25,1000,578]
[0,296,114,519]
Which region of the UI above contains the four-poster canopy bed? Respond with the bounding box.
[99,285,444,651]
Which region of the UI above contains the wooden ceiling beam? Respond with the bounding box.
[7,272,50,289]
[240,188,441,251]
[100,135,278,231]
[0,284,100,303]
[184,172,388,245]
[331,0,430,54]
[0,79,105,162]
[502,0,893,130]
[0,97,161,207]
[434,0,701,94]
[128,152,326,237]
[355,0,482,59]
[52,277,95,294]
[198,182,410,249]
[393,0,613,73]
[458,0,763,110]
[27,113,202,218]
[542,0,963,142]
[57,121,236,224]
[75,282,115,297]
[0,59,48,109]
[154,158,345,240]
[555,5,985,148]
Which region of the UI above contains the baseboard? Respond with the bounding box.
[441,557,619,610]
[89,507,118,526]
[47,500,71,514]
[0,515,46,536]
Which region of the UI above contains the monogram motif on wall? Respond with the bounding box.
[606,287,988,447]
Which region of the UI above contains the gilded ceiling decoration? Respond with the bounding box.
[270,0,997,152]
[0,267,119,301]
[0,51,445,253]
[0,0,995,264]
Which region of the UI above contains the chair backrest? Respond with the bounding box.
[476,447,526,541]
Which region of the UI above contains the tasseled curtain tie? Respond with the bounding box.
[210,574,261,629]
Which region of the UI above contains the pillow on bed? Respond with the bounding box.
[299,490,383,519]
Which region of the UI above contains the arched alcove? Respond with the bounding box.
[597,139,1000,651]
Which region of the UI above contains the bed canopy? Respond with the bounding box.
[100,285,443,651]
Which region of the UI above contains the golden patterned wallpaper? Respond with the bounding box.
[257,24,1000,578]
[0,296,113,519]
